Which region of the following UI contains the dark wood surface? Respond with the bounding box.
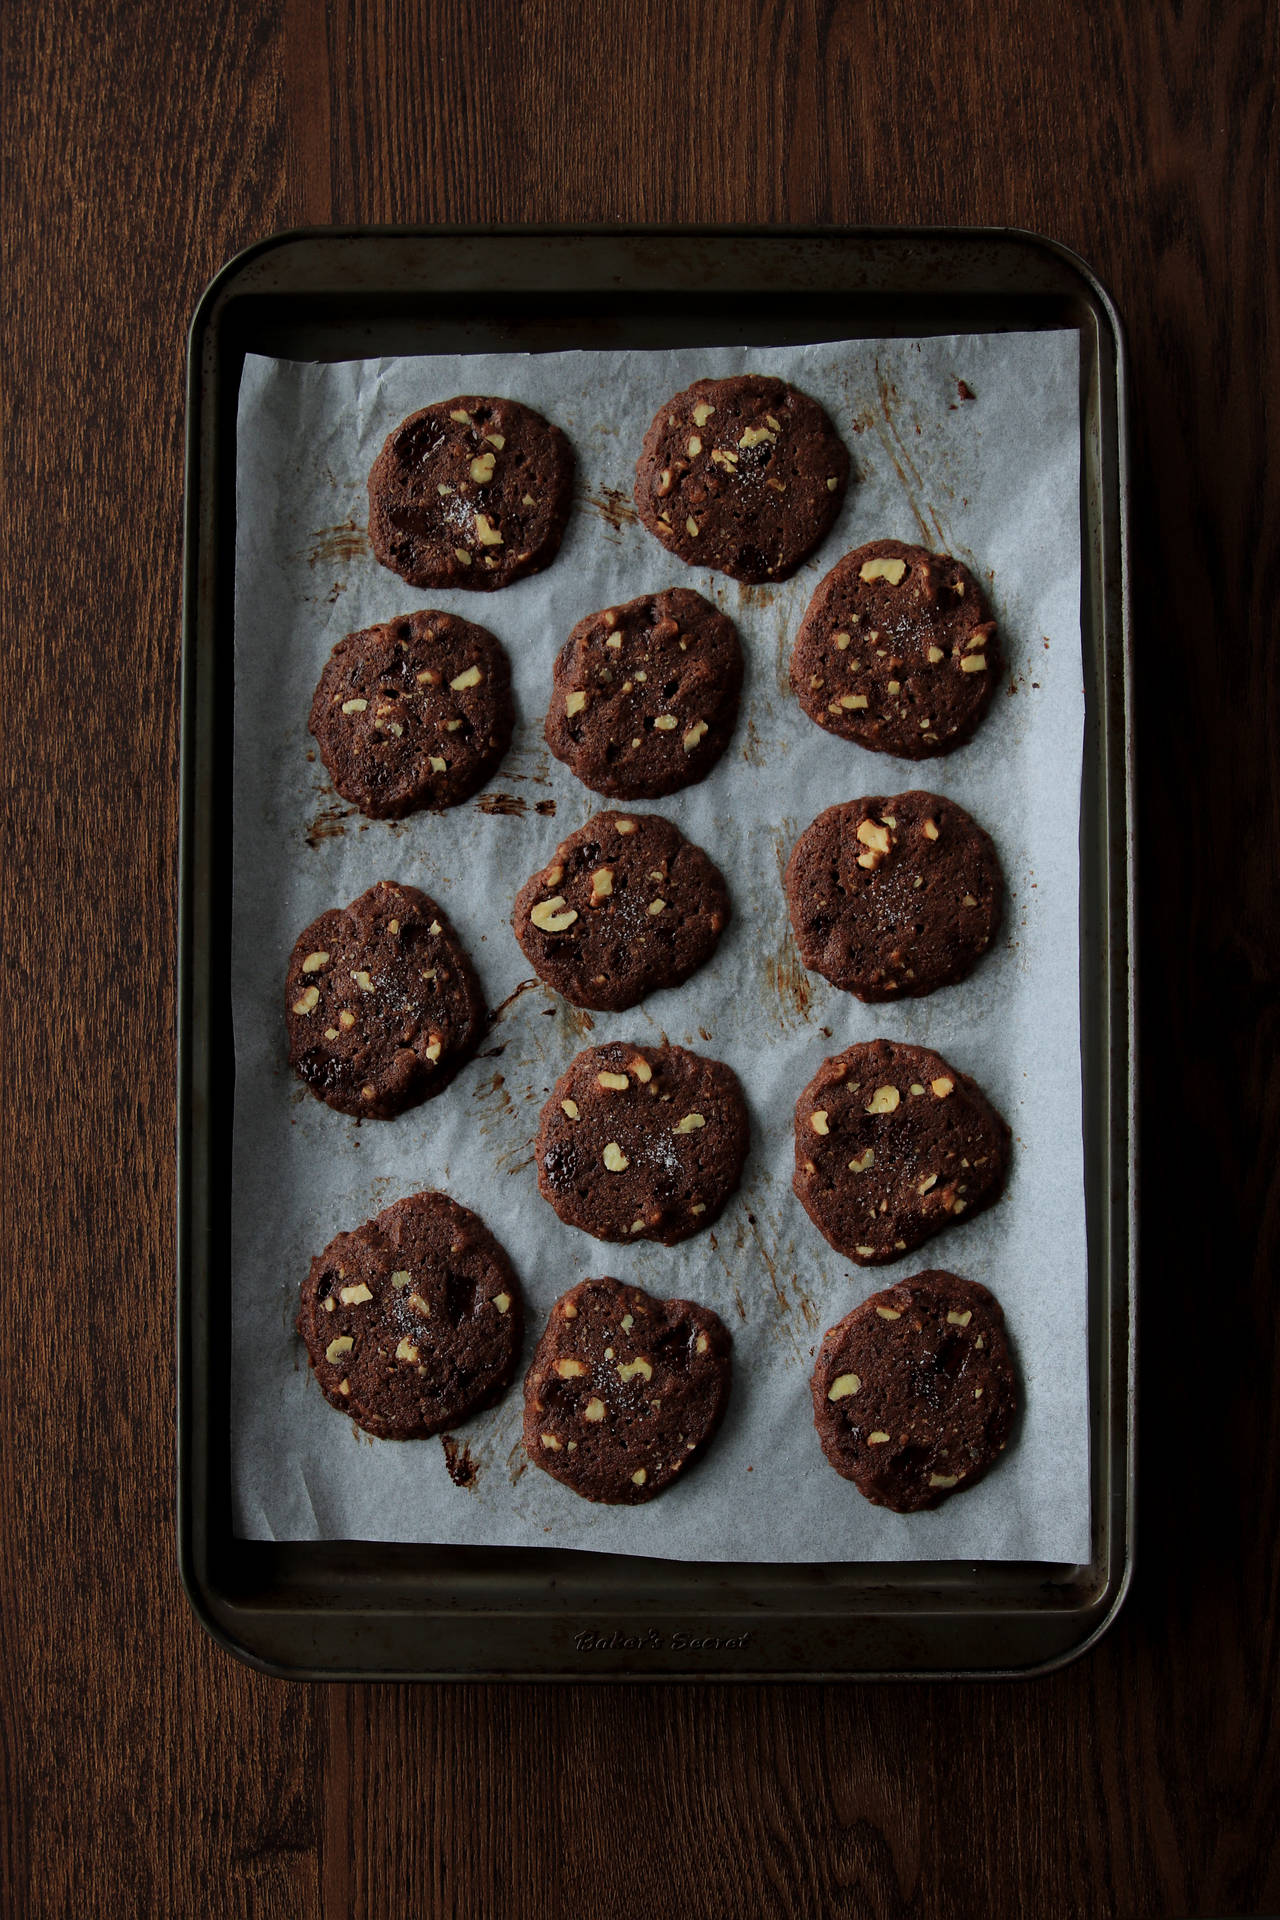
[4,1,1277,1914]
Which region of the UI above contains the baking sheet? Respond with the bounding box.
[230,332,1087,1562]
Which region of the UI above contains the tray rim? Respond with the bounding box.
[177,222,1135,1681]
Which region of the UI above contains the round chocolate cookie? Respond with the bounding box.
[811,1271,1018,1512]
[543,589,742,800]
[790,539,1001,756]
[285,881,485,1119]
[793,1039,1010,1265]
[297,1190,522,1439]
[783,791,1003,1001]
[633,375,849,583]
[367,395,574,591]
[512,810,730,1012]
[535,1042,749,1246]
[523,1278,732,1504]
[309,610,514,818]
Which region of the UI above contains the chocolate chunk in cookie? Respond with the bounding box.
[523,1278,732,1503]
[512,810,730,1012]
[367,395,574,591]
[309,610,514,818]
[535,1042,749,1246]
[790,539,1001,756]
[285,881,485,1119]
[633,375,849,583]
[783,791,1003,1001]
[811,1271,1018,1511]
[544,589,742,800]
[793,1039,1010,1265]
[297,1190,522,1439]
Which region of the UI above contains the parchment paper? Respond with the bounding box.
[231,331,1088,1562]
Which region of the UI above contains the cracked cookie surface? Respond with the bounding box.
[285,881,485,1119]
[634,375,849,583]
[535,1041,749,1246]
[811,1271,1017,1512]
[784,790,1003,1001]
[544,588,741,800]
[512,810,730,1011]
[310,609,513,818]
[793,1038,1010,1265]
[790,538,1000,756]
[523,1277,732,1503]
[368,394,573,591]
[298,1190,522,1439]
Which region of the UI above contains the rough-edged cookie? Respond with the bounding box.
[297,1190,522,1439]
[793,1038,1010,1265]
[512,810,730,1012]
[790,539,1001,756]
[285,881,485,1119]
[543,589,742,800]
[309,609,514,818]
[633,375,849,583]
[535,1041,749,1246]
[783,790,1003,1001]
[811,1271,1018,1511]
[367,395,574,591]
[523,1278,732,1504]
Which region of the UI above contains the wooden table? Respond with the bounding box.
[5,2,1277,1914]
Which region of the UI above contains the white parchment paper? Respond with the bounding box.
[231,332,1088,1562]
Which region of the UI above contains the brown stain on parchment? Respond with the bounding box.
[475,792,557,818]
[584,487,638,533]
[441,1435,479,1489]
[736,581,774,612]
[772,591,800,701]
[740,716,767,767]
[472,1071,512,1111]
[741,1208,820,1352]
[864,360,949,551]
[507,1439,528,1485]
[489,977,541,1025]
[763,827,811,1025]
[304,803,357,847]
[306,519,368,567]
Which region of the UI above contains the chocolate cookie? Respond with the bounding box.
[535,1042,749,1246]
[543,589,742,800]
[633,375,849,583]
[811,1271,1018,1511]
[512,810,730,1011]
[285,881,485,1119]
[309,610,514,818]
[790,539,1001,756]
[793,1039,1010,1265]
[523,1278,732,1503]
[367,395,574,591]
[297,1190,522,1439]
[783,791,1003,1001]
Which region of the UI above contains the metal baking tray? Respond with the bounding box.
[179,226,1134,1679]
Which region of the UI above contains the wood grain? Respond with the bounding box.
[3,0,1278,1914]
